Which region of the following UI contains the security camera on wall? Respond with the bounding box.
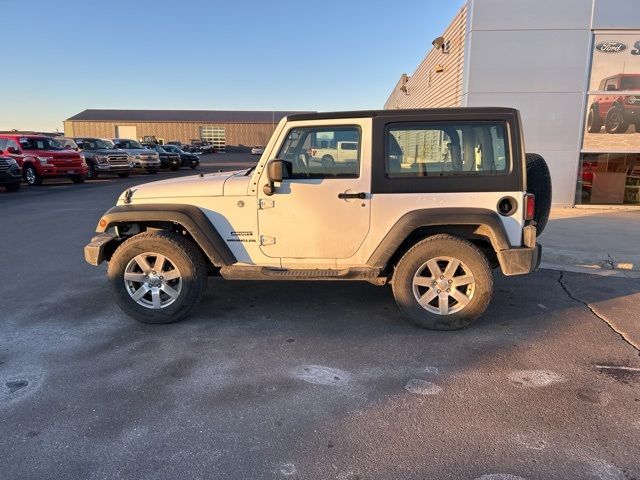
[432,36,444,49]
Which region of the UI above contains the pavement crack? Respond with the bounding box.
[557,271,640,354]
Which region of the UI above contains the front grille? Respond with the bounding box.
[0,158,9,171]
[107,155,129,165]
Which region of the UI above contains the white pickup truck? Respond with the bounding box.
[309,141,359,166]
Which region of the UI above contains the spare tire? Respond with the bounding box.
[525,153,552,236]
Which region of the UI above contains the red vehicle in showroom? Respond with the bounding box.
[587,73,640,134]
[0,133,88,185]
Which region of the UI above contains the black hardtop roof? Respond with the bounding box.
[286,107,519,122]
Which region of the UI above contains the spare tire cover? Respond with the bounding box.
[525,153,552,236]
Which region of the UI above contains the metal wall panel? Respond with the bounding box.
[384,5,467,110]
[468,0,592,31]
[64,121,278,148]
[593,0,640,29]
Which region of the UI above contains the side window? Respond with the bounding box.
[6,139,20,152]
[277,126,361,179]
[385,122,509,178]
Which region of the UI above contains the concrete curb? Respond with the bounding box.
[541,247,640,277]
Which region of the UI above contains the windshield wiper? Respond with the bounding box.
[245,165,256,176]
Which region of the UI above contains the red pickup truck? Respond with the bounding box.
[587,73,640,134]
[0,134,88,185]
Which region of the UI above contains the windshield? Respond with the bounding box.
[19,136,64,151]
[621,76,640,90]
[80,139,113,150]
[117,140,143,149]
[163,145,180,153]
[102,139,115,148]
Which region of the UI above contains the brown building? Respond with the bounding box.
[63,109,309,151]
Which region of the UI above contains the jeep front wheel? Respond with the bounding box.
[392,235,493,330]
[604,107,628,134]
[107,231,208,324]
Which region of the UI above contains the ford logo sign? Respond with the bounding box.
[595,41,627,53]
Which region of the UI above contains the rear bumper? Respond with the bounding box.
[497,243,542,276]
[84,232,118,266]
[496,223,542,276]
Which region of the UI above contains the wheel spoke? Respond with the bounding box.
[134,254,153,273]
[426,258,441,277]
[438,293,449,315]
[124,272,147,282]
[450,288,471,307]
[418,288,438,307]
[151,288,162,308]
[452,274,475,287]
[131,285,149,301]
[413,276,433,288]
[160,283,180,299]
[154,254,166,272]
[162,269,181,281]
[443,258,460,278]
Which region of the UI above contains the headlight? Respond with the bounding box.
[96,155,108,163]
[37,156,52,165]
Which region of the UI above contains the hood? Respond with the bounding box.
[86,148,128,155]
[119,169,248,202]
[27,149,81,158]
[117,148,157,156]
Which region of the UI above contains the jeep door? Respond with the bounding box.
[257,119,372,265]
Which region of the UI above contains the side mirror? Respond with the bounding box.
[263,159,292,196]
[7,146,19,154]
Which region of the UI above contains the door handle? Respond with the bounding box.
[338,192,367,199]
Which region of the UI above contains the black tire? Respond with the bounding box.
[604,106,629,134]
[23,165,42,186]
[321,155,335,167]
[392,235,493,330]
[118,172,130,178]
[587,106,603,133]
[5,182,20,192]
[525,153,552,236]
[107,231,208,324]
[71,175,86,183]
[87,163,98,180]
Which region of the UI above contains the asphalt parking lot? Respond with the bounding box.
[1,153,639,480]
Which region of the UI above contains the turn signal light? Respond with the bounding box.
[99,218,107,228]
[525,194,535,221]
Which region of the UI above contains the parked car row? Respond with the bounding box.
[0,132,201,191]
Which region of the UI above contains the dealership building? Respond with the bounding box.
[63,110,307,152]
[386,0,639,207]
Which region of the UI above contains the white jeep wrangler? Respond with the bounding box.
[85,108,551,330]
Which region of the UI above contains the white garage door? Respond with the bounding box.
[115,125,137,139]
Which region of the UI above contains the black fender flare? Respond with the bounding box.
[95,204,236,266]
[366,208,513,269]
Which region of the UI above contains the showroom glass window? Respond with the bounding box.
[277,126,361,179]
[579,32,640,205]
[385,122,508,177]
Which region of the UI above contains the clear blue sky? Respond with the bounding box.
[0,0,464,131]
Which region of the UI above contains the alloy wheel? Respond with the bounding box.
[412,256,475,315]
[123,252,182,309]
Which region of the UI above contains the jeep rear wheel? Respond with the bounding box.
[604,107,628,134]
[392,235,493,330]
[587,107,603,133]
[24,165,42,186]
[107,231,208,324]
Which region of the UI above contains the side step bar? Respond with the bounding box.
[219,266,386,285]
